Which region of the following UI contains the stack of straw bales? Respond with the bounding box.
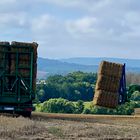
[93,61,123,108]
[0,41,38,94]
[11,41,38,93]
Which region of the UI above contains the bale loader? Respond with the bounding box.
[93,61,127,108]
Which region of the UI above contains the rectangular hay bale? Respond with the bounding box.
[98,61,123,78]
[95,74,120,92]
[93,90,119,108]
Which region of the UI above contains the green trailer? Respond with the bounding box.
[0,41,38,117]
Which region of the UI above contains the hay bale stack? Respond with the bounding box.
[11,41,32,74]
[93,61,123,108]
[11,41,38,93]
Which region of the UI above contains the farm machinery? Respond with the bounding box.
[0,41,37,117]
[93,61,127,108]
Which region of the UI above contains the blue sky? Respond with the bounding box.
[0,0,140,59]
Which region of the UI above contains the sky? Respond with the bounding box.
[0,0,140,59]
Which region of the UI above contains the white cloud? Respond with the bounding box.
[31,14,55,32]
[0,12,28,29]
[66,17,97,34]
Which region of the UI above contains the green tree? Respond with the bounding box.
[36,71,96,102]
[128,85,140,100]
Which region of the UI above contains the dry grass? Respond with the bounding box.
[0,115,45,140]
[43,118,140,140]
[0,114,140,140]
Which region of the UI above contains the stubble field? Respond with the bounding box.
[0,114,140,140]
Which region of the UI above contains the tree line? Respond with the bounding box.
[36,71,97,102]
[35,71,140,115]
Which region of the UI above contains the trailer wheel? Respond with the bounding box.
[18,111,31,118]
[24,111,31,118]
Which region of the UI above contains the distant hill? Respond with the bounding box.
[37,57,140,79]
[37,57,98,79]
[60,57,140,68]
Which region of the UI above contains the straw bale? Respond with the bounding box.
[19,54,31,61]
[93,90,118,108]
[95,74,120,92]
[0,43,10,52]
[11,41,37,51]
[11,46,29,52]
[98,61,123,78]
[11,41,31,53]
[0,41,10,46]
[12,41,35,47]
[18,60,30,67]
[18,69,30,77]
[11,41,38,63]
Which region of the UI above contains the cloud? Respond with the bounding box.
[31,14,56,32]
[66,17,97,34]
[0,13,27,28]
[0,0,140,58]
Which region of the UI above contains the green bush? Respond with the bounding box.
[130,91,140,101]
[127,85,140,101]
[37,99,138,115]
[41,98,76,113]
[34,103,43,112]
[83,101,136,115]
[82,108,91,114]
[75,100,84,114]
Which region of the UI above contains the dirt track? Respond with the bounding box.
[0,113,140,140]
[32,112,140,122]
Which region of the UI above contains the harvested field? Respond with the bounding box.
[0,113,140,140]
